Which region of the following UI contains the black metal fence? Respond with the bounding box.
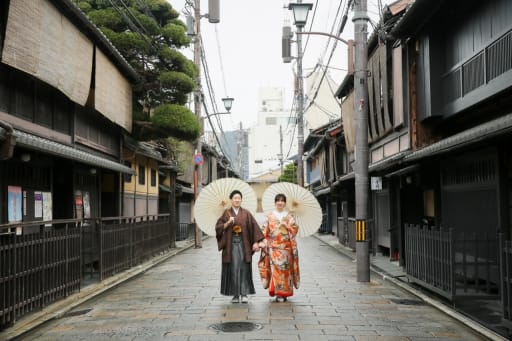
[0,214,182,329]
[318,213,329,234]
[93,215,171,280]
[405,224,499,300]
[176,222,195,241]
[0,220,81,328]
[348,218,356,250]
[501,236,512,321]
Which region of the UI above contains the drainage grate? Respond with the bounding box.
[390,298,425,306]
[209,322,263,332]
[63,308,93,317]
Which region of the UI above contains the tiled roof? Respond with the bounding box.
[0,128,134,174]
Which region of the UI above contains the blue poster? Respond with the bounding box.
[8,186,22,223]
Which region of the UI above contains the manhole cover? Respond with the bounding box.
[63,308,93,317]
[390,298,425,306]
[209,322,263,332]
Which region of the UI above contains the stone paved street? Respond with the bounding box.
[20,237,489,340]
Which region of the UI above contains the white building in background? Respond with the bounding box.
[247,74,340,180]
[248,87,296,179]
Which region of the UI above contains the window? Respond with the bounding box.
[423,189,435,217]
[265,117,277,125]
[15,76,34,120]
[35,83,53,128]
[138,165,145,185]
[124,161,132,182]
[0,65,9,111]
[54,92,70,134]
[150,169,157,187]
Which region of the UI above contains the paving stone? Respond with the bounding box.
[17,237,492,341]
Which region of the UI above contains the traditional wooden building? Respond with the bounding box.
[0,0,138,228]
[122,137,165,217]
[0,0,176,329]
[307,0,512,333]
[304,119,348,236]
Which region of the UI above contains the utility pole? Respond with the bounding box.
[238,122,243,179]
[189,0,220,248]
[193,0,203,248]
[296,0,305,187]
[286,2,312,186]
[353,0,370,282]
[279,125,284,176]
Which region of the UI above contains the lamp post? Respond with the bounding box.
[204,97,234,129]
[190,0,224,248]
[279,125,284,176]
[201,96,235,179]
[203,96,234,151]
[219,96,234,114]
[288,2,312,187]
[204,96,234,118]
[287,1,370,282]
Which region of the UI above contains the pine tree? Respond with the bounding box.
[75,0,200,141]
[279,163,298,183]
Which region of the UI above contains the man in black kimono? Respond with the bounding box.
[215,190,265,303]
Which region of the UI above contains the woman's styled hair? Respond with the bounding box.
[229,190,243,199]
[274,193,287,203]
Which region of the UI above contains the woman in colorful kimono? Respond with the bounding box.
[260,193,300,302]
[215,190,265,304]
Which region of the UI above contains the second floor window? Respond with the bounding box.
[265,117,277,125]
[124,161,132,182]
[150,169,156,187]
[138,165,145,185]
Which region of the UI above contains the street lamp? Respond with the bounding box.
[288,3,313,27]
[288,2,312,187]
[222,97,234,112]
[202,96,235,180]
[206,97,234,117]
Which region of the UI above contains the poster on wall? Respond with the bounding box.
[74,190,83,219]
[8,185,22,223]
[34,191,43,218]
[23,190,27,216]
[83,191,91,219]
[42,192,52,225]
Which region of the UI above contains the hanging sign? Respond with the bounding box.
[371,177,382,190]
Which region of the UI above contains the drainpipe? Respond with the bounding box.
[0,121,16,160]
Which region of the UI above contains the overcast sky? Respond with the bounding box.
[168,0,391,131]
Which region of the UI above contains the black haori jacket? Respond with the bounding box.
[215,207,264,264]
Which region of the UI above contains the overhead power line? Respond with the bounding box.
[200,37,235,164]
[304,0,352,113]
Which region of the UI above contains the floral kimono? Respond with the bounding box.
[260,211,300,298]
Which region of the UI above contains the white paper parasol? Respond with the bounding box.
[193,178,257,236]
[262,182,322,237]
